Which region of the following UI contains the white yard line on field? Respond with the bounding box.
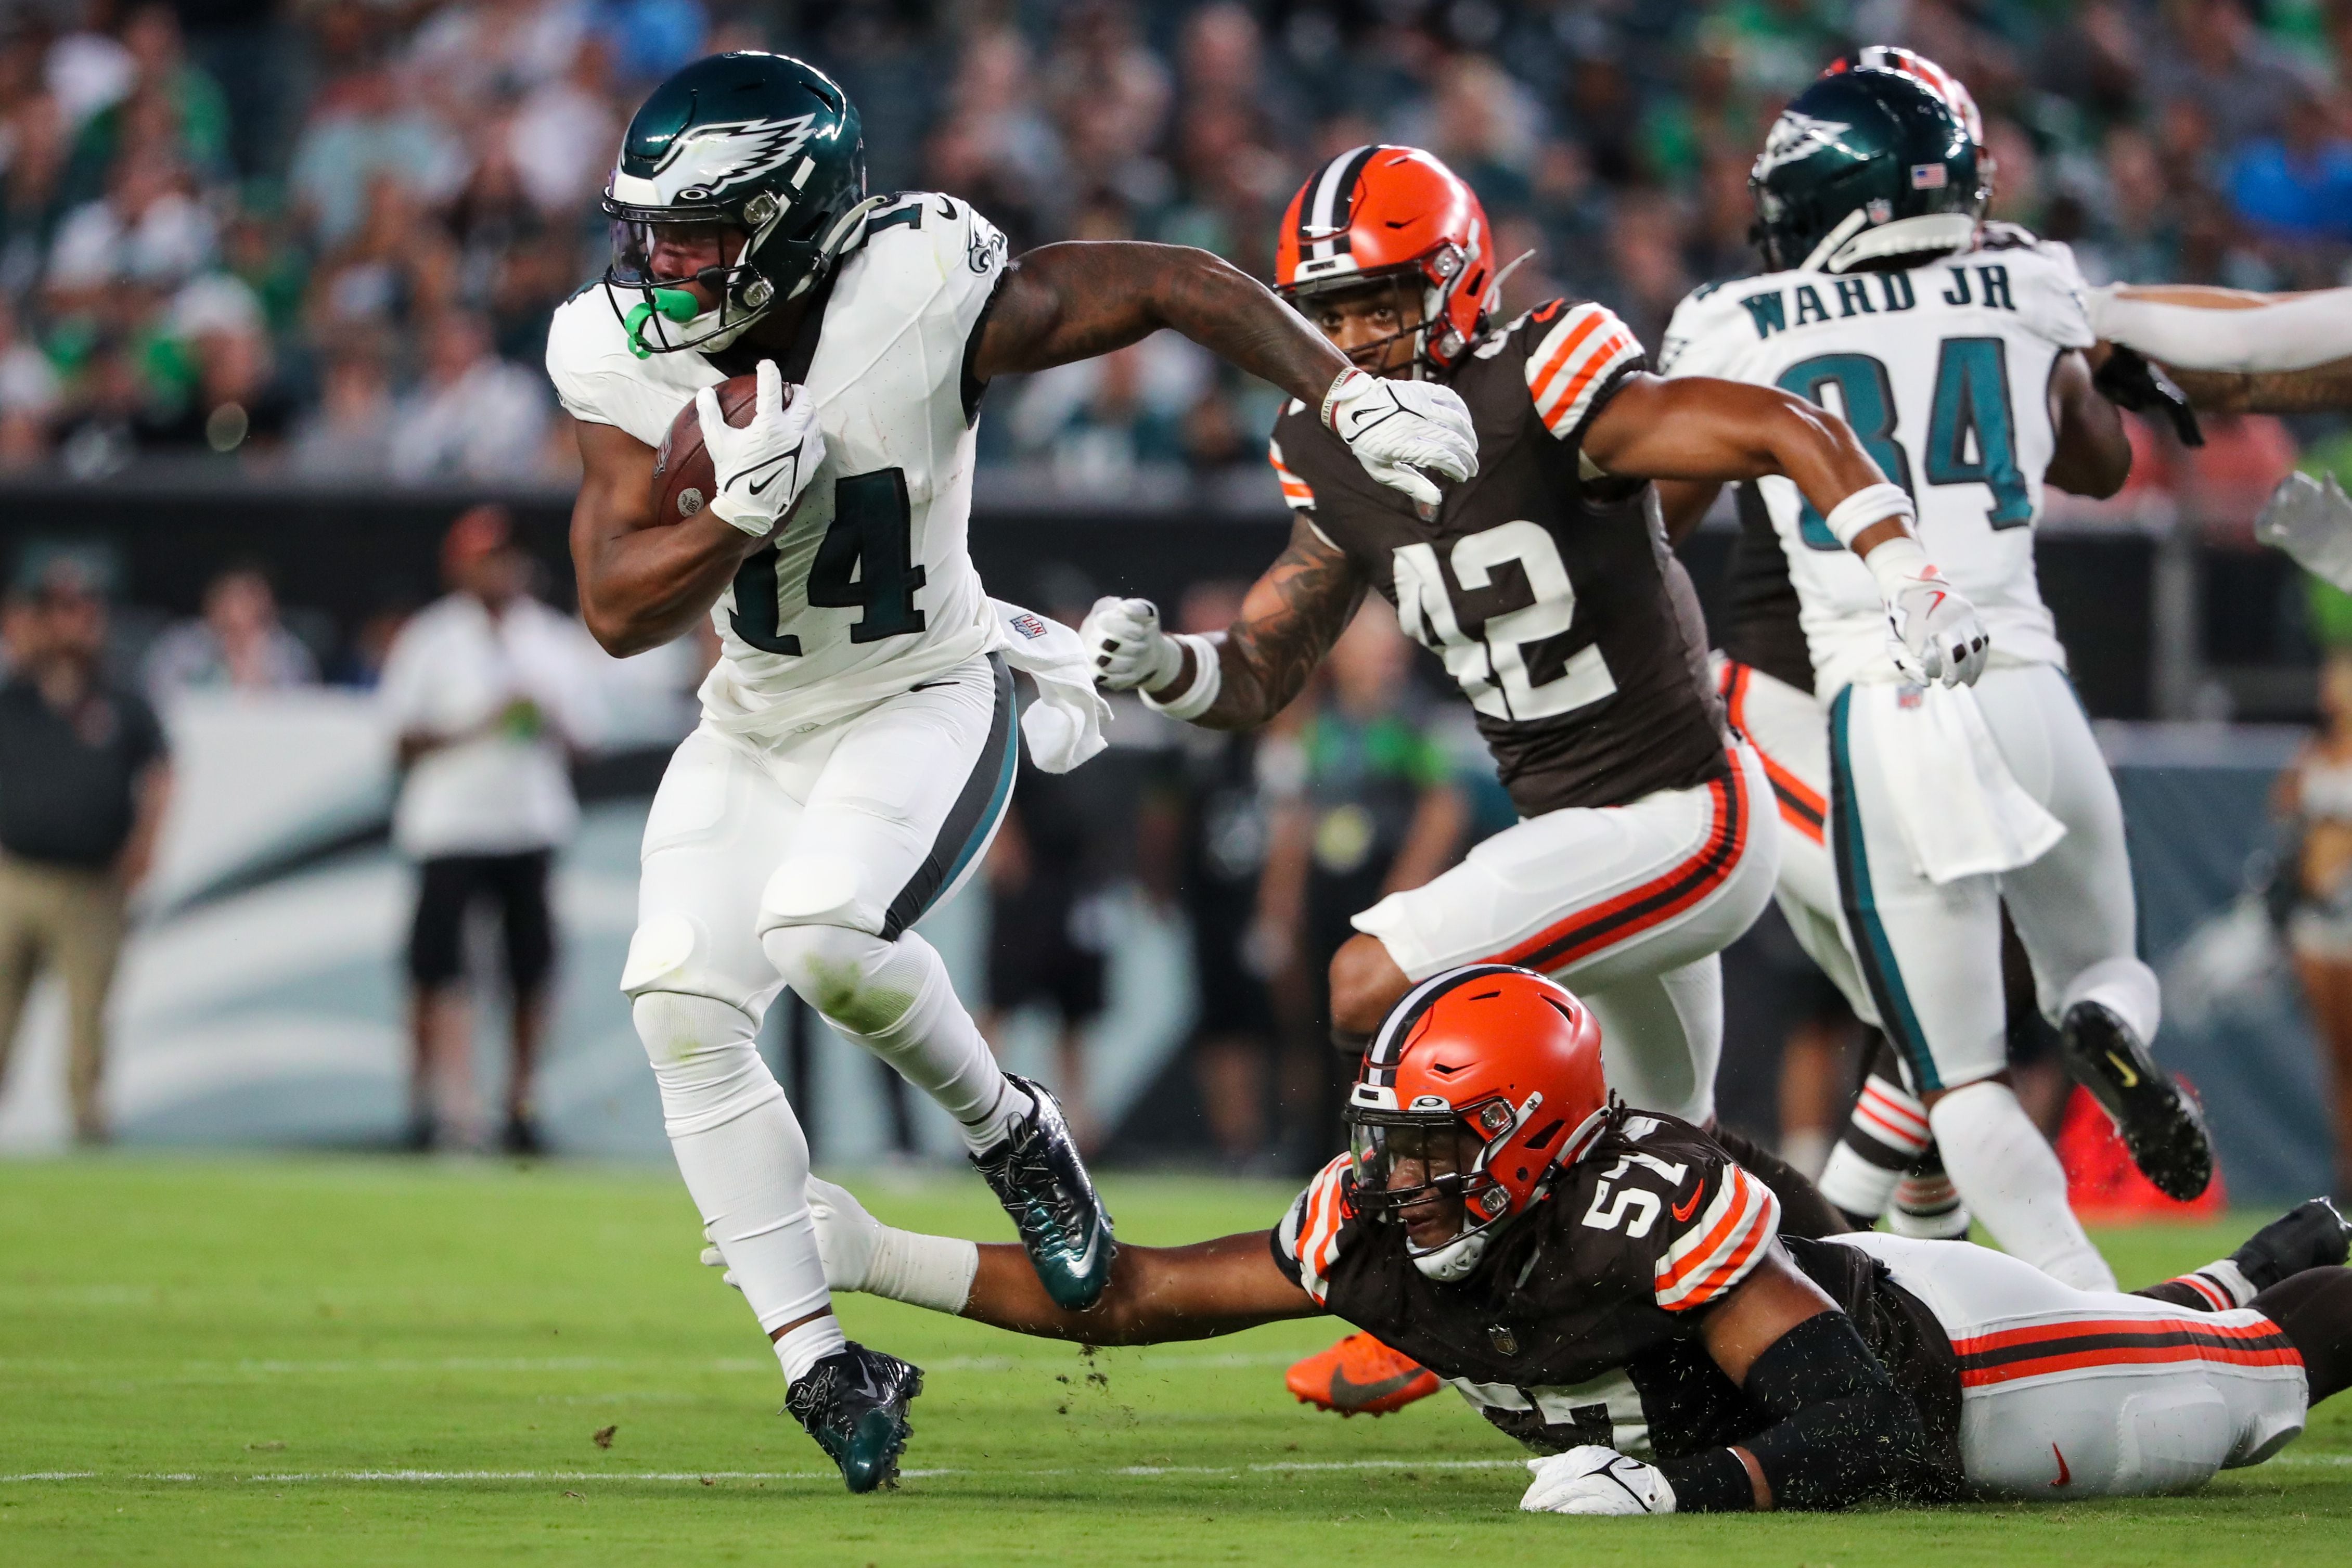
[0,1457,1528,1487]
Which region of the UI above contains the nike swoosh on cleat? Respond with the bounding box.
[2050,1443,2070,1487]
[2105,1051,2140,1089]
[1324,1366,1424,1409]
[1062,1227,1104,1281]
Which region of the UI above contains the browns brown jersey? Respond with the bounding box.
[1268,1112,1964,1490]
[1268,300,1727,817]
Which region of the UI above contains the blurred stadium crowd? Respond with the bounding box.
[0,0,2347,495]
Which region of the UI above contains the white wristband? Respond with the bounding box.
[1321,367,1370,432]
[1139,633,1223,722]
[1861,533,1934,600]
[866,1225,979,1315]
[1822,482,1916,549]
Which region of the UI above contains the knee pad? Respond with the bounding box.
[757,853,888,939]
[762,922,934,1036]
[620,910,761,1012]
[631,991,780,1137]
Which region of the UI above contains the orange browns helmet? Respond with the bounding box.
[1345,965,1609,1279]
[1275,145,1494,372]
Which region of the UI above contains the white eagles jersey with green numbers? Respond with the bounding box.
[546,191,1011,736]
[1658,227,2093,696]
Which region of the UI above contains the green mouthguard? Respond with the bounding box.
[624,288,702,359]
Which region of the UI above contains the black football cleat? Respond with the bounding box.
[2060,1000,2214,1202]
[2232,1198,2352,1293]
[784,1342,923,1493]
[968,1074,1115,1310]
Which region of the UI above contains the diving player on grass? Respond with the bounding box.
[1075,143,1984,1413]
[549,50,1477,1492]
[809,965,2352,1513]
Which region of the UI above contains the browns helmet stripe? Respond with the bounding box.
[1299,144,1383,261]
[1361,963,1527,1089]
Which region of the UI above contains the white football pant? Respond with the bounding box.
[1351,743,1779,1124]
[623,654,1019,1366]
[1841,1233,2307,1498]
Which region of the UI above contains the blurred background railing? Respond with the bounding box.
[0,474,2335,1202]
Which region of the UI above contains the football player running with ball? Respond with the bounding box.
[1077,144,1985,1411]
[549,52,1477,1490]
[809,965,2352,1514]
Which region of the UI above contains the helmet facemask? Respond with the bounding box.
[1347,1093,1543,1282]
[601,191,884,359]
[1281,240,1477,382]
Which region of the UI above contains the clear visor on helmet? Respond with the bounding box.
[602,215,753,357]
[1346,1104,1508,1215]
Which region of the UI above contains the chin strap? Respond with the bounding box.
[624,288,703,360]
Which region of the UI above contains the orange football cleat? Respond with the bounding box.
[1286,1332,1440,1416]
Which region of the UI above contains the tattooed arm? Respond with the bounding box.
[970,241,1349,406]
[2164,358,2352,416]
[1145,516,1369,730]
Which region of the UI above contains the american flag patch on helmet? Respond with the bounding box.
[1910,163,1949,189]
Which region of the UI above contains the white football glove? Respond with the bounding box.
[1521,1446,1679,1516]
[1322,368,1478,509]
[1078,596,1184,693]
[699,358,825,536]
[1882,565,1990,688]
[805,1175,883,1293]
[2258,470,2352,594]
[698,1225,738,1291]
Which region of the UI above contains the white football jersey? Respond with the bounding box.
[547,192,1011,735]
[1660,228,2095,694]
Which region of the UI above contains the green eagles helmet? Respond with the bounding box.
[601,51,877,357]
[1750,66,1986,275]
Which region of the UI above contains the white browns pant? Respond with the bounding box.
[620,652,1017,1012]
[1713,655,1878,1025]
[1350,743,1778,1123]
[1837,1233,2308,1498]
[1719,656,2157,1093]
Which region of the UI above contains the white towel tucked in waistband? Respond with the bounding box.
[1857,680,2064,885]
[988,598,1111,774]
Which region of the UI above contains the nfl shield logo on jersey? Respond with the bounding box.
[1010,612,1050,640]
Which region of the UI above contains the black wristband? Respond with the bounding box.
[1659,1446,1755,1513]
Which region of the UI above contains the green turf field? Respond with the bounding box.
[1,1158,2345,1565]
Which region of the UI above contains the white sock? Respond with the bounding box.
[2061,956,2163,1044]
[1929,1080,2116,1290]
[763,925,1032,1147]
[773,1313,849,1386]
[1817,1145,1902,1220]
[635,994,834,1342]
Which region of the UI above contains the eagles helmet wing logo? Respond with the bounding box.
[1753,111,1852,177]
[658,113,820,200]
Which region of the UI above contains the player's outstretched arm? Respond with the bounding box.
[569,419,776,656]
[1079,517,1368,728]
[971,241,1349,405]
[1581,374,1988,686]
[973,242,1476,507]
[810,1177,1322,1345]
